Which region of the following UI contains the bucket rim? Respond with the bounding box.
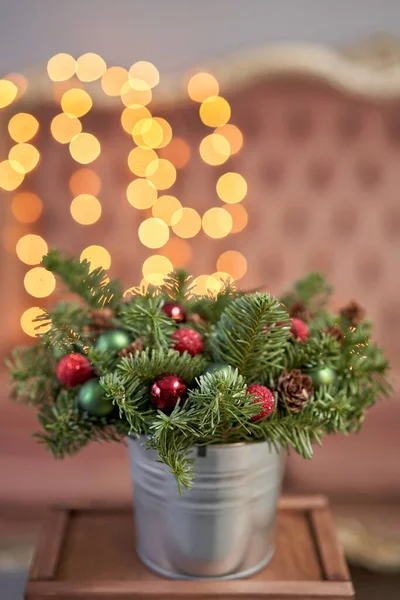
[128,433,277,450]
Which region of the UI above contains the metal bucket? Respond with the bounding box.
[128,436,284,580]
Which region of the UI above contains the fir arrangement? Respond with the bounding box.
[8,250,391,492]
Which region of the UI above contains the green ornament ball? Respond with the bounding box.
[308,367,336,387]
[78,379,114,417]
[95,330,131,354]
[204,363,234,377]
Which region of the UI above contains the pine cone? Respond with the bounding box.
[324,325,344,343]
[288,301,310,323]
[118,338,144,358]
[83,307,115,333]
[340,301,366,325]
[277,369,314,413]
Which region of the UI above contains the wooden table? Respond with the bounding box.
[25,495,354,599]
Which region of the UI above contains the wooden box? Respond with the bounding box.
[25,495,353,599]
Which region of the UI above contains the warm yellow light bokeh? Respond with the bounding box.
[0,160,24,191]
[11,192,43,223]
[70,194,102,224]
[101,66,128,96]
[207,272,235,295]
[69,133,101,164]
[138,218,169,249]
[80,245,111,271]
[199,133,230,165]
[162,237,192,267]
[3,73,28,99]
[69,168,101,196]
[200,96,231,128]
[20,306,49,337]
[127,147,158,177]
[187,72,219,102]
[159,137,191,169]
[202,207,233,238]
[50,113,82,144]
[216,172,248,204]
[126,178,157,209]
[24,267,56,298]
[171,207,201,238]
[217,251,247,280]
[121,106,151,134]
[142,255,173,285]
[0,79,18,108]
[9,144,40,174]
[76,53,107,82]
[191,274,211,295]
[146,158,176,190]
[120,81,152,108]
[151,118,172,149]
[16,234,48,265]
[216,124,243,154]
[133,118,163,149]
[8,113,39,143]
[225,203,248,233]
[47,53,76,82]
[152,195,182,225]
[61,88,92,118]
[129,61,159,91]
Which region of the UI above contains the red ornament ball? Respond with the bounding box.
[290,318,309,343]
[56,353,92,387]
[162,301,186,323]
[172,328,203,357]
[150,374,188,413]
[247,384,275,421]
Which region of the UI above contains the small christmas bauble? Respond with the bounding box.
[77,379,114,416]
[172,328,203,357]
[150,374,187,413]
[247,384,275,421]
[95,330,131,354]
[204,362,233,377]
[290,318,309,342]
[308,366,336,387]
[56,353,92,387]
[162,301,186,323]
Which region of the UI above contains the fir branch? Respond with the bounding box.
[160,270,194,304]
[119,296,175,348]
[281,272,333,315]
[190,282,243,324]
[35,301,89,356]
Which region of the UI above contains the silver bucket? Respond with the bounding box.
[128,436,284,580]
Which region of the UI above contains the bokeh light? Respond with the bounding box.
[216,172,248,204]
[127,147,158,177]
[126,178,157,209]
[76,53,107,82]
[199,133,230,165]
[50,113,82,144]
[171,207,201,238]
[162,237,192,267]
[151,118,172,148]
[61,88,92,118]
[9,144,40,174]
[217,251,247,280]
[200,96,231,128]
[216,124,243,154]
[142,255,173,285]
[11,192,43,223]
[0,79,18,108]
[191,275,211,295]
[129,61,159,91]
[69,168,101,196]
[24,267,56,298]
[120,81,152,108]
[47,53,76,82]
[207,272,235,295]
[69,133,101,164]
[225,203,248,233]
[0,160,24,191]
[70,194,102,224]
[138,218,169,249]
[152,195,182,225]
[80,245,111,271]
[146,158,176,190]
[159,137,191,169]
[121,106,151,134]
[8,113,39,143]
[101,66,128,96]
[133,118,163,149]
[16,234,48,265]
[202,207,233,238]
[187,72,219,102]
[20,307,49,337]
[3,73,28,99]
